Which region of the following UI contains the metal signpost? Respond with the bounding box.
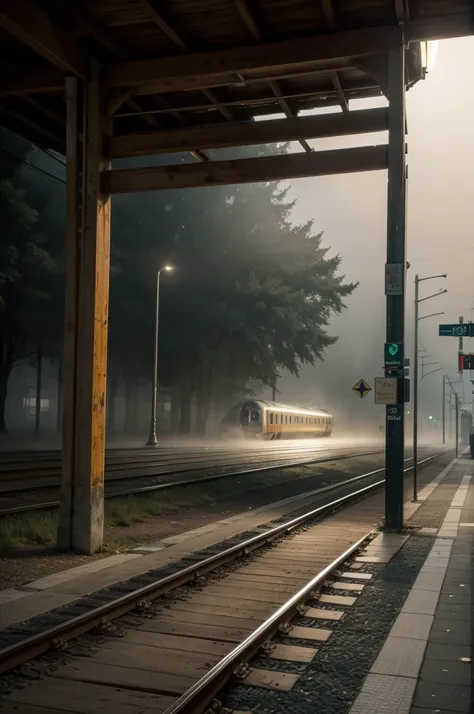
[412,274,446,502]
[384,47,407,532]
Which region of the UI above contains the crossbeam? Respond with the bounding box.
[109,108,389,158]
[103,144,388,194]
[104,13,474,97]
[105,26,402,95]
[0,0,88,78]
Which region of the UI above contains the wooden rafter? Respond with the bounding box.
[394,0,409,22]
[138,0,187,50]
[103,144,389,194]
[331,72,349,112]
[321,0,338,30]
[234,0,312,153]
[0,103,63,149]
[138,0,236,122]
[22,95,66,126]
[109,107,389,158]
[113,83,378,119]
[105,26,403,94]
[0,0,89,78]
[318,4,349,113]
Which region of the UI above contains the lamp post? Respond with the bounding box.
[445,375,462,448]
[146,265,174,447]
[413,274,447,500]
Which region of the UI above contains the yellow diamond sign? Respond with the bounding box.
[352,379,372,399]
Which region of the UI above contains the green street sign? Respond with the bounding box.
[384,343,403,367]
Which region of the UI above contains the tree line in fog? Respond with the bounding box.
[0,128,356,435]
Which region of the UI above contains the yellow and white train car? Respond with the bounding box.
[221,400,333,440]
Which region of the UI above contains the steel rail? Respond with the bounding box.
[0,444,384,488]
[0,454,435,675]
[162,532,373,714]
[0,446,382,495]
[0,447,384,516]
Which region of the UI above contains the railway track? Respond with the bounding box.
[0,443,387,516]
[0,452,436,700]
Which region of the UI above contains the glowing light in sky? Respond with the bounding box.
[427,41,439,73]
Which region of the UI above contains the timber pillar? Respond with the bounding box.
[58,68,111,554]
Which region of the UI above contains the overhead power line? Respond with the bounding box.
[0,146,66,184]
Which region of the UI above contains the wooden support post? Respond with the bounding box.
[58,68,111,554]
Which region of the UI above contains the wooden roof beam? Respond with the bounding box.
[109,107,388,158]
[0,67,65,96]
[105,14,474,96]
[105,25,403,94]
[321,0,338,30]
[0,0,89,78]
[331,72,349,112]
[0,103,63,150]
[139,0,236,122]
[103,144,388,194]
[234,0,311,152]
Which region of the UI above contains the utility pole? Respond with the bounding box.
[384,47,406,530]
[412,275,446,501]
[455,393,459,458]
[442,375,446,444]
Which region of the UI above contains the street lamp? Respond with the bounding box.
[413,273,447,500]
[146,265,174,447]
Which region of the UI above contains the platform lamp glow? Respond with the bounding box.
[146,265,175,447]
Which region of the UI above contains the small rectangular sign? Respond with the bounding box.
[439,324,473,337]
[387,405,402,421]
[384,342,404,367]
[462,354,474,370]
[385,263,404,296]
[375,377,398,405]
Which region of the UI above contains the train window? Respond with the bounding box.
[276,414,279,424]
[285,415,288,424]
[270,413,274,424]
[251,410,260,423]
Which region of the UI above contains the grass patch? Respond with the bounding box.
[0,510,57,549]
[105,488,214,527]
[0,489,214,550]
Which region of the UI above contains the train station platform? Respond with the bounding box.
[350,454,473,714]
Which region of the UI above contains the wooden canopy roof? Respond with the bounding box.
[0,0,473,167]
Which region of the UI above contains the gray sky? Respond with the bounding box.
[270,37,474,433]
